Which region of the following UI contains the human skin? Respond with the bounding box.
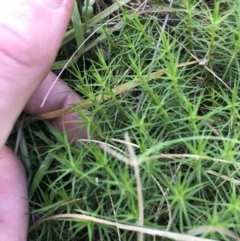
[0,0,85,240]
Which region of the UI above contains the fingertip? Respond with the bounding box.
[25,72,89,144]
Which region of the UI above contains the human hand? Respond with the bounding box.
[0,0,87,240]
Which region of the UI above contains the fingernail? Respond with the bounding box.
[35,0,65,8]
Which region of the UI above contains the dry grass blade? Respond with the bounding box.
[79,139,127,154]
[140,154,237,165]
[207,170,240,186]
[33,213,217,241]
[187,226,240,241]
[124,133,144,241]
[38,59,203,120]
[99,142,129,164]
[111,138,140,148]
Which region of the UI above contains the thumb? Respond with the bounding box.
[0,0,74,150]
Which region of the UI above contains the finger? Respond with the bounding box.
[0,146,28,241]
[0,0,74,150]
[24,72,88,144]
